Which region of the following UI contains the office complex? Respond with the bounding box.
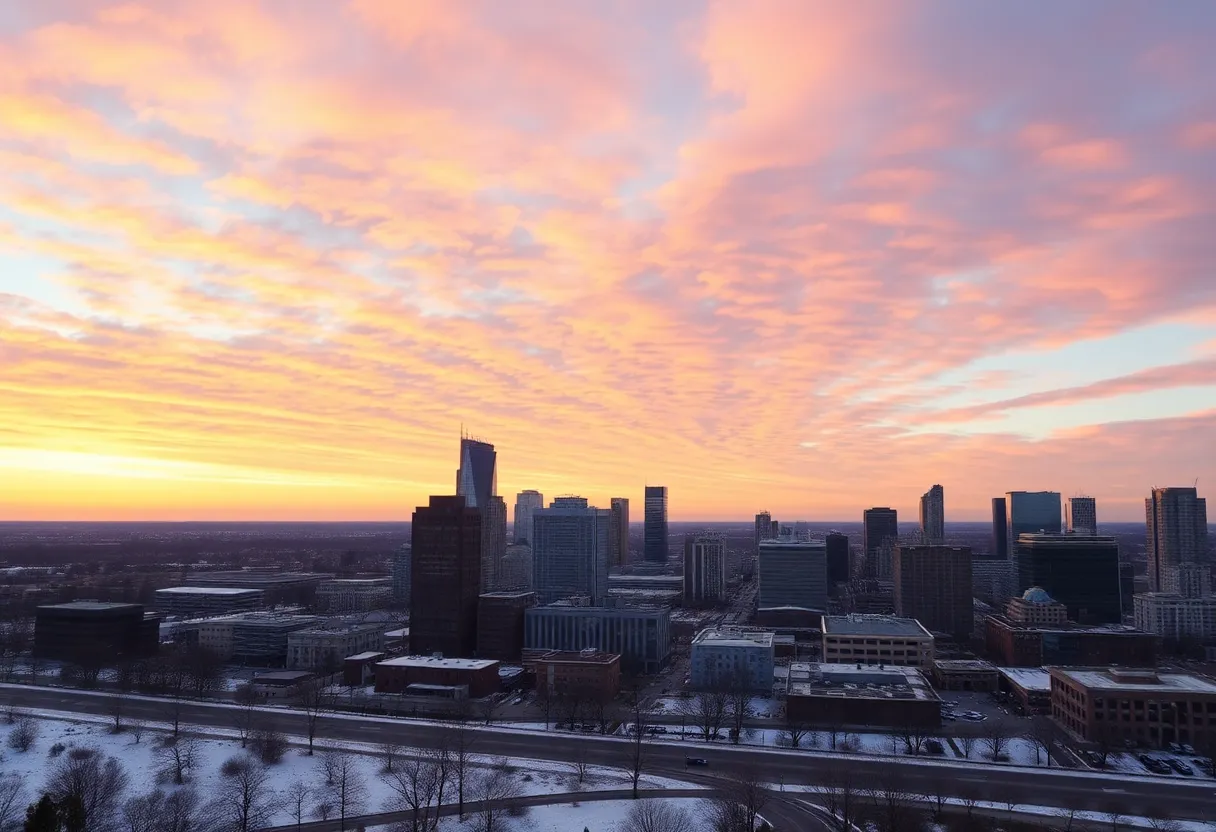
[1050,668,1216,750]
[1133,593,1216,643]
[683,532,727,604]
[1066,496,1097,536]
[862,507,898,579]
[532,496,610,606]
[1005,491,1062,553]
[197,612,319,663]
[1015,533,1122,623]
[513,490,544,544]
[392,543,411,608]
[609,497,630,567]
[919,485,945,543]
[476,591,537,661]
[532,651,621,699]
[990,497,1009,559]
[456,436,506,592]
[785,663,940,728]
[893,545,973,641]
[524,604,672,674]
[755,511,772,554]
[34,601,160,663]
[375,656,500,698]
[286,621,385,670]
[689,627,775,694]
[972,557,1017,606]
[315,578,393,613]
[1145,487,1210,594]
[410,495,482,659]
[153,587,263,617]
[643,486,669,563]
[821,615,936,669]
[825,531,850,585]
[757,539,827,614]
[984,616,1156,667]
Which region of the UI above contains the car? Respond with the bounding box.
[1168,742,1182,753]
[1181,744,1196,755]
[685,757,709,767]
[925,740,945,755]
[1168,760,1194,776]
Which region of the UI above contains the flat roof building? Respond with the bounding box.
[984,616,1157,668]
[690,627,775,694]
[785,662,940,728]
[477,591,537,662]
[1050,667,1216,749]
[821,615,935,669]
[931,659,999,692]
[153,587,264,618]
[287,621,386,671]
[374,655,500,698]
[532,649,621,700]
[524,604,671,675]
[757,539,827,614]
[34,601,160,664]
[1133,593,1216,643]
[315,578,393,613]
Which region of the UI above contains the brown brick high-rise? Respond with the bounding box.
[894,544,973,642]
[410,496,482,659]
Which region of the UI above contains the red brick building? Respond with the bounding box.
[532,650,620,700]
[984,616,1157,668]
[1051,667,1216,749]
[477,591,536,661]
[374,656,500,698]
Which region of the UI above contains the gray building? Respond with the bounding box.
[532,497,610,605]
[524,604,671,675]
[862,508,898,579]
[1146,487,1209,594]
[683,532,726,604]
[644,486,669,563]
[392,543,411,608]
[757,539,827,613]
[690,627,775,694]
[972,557,1017,606]
[1066,496,1097,536]
[456,436,506,592]
[153,587,264,617]
[609,497,630,567]
[1005,491,1061,554]
[919,485,945,543]
[513,490,544,545]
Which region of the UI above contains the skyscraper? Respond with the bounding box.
[825,531,850,585]
[1066,496,1097,536]
[757,540,827,613]
[990,497,1009,559]
[455,436,506,592]
[862,507,898,579]
[532,497,610,605]
[609,497,630,567]
[683,533,726,604]
[410,496,481,658]
[1015,533,1122,624]
[894,544,973,641]
[1146,487,1210,593]
[392,542,411,608]
[513,490,544,544]
[644,486,669,563]
[755,511,772,554]
[481,496,508,591]
[919,485,945,543]
[1005,491,1062,554]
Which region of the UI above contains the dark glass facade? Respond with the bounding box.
[1015,533,1121,624]
[410,495,482,658]
[643,485,669,563]
[825,532,850,584]
[990,497,1008,559]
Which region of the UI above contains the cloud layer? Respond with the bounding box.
[2,0,1215,521]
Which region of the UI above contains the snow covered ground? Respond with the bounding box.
[430,797,711,832]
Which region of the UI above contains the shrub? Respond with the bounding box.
[68,747,95,761]
[7,718,38,752]
[49,742,66,757]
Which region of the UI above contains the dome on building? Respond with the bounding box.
[1021,586,1055,604]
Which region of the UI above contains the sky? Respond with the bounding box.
[1,0,1214,523]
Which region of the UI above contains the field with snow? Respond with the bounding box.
[432,797,713,832]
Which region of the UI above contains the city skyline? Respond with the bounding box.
[2,3,1215,522]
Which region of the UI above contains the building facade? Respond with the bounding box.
[34,601,160,663]
[984,616,1158,667]
[893,545,973,641]
[1006,587,1069,626]
[1015,533,1122,624]
[1050,667,1216,749]
[1145,487,1210,593]
[972,557,1017,606]
[375,656,500,698]
[1134,593,1216,643]
[862,508,898,580]
[455,437,505,593]
[785,663,940,728]
[757,539,827,614]
[1066,497,1097,536]
[609,497,630,567]
[825,532,850,585]
[392,543,411,608]
[919,485,945,543]
[821,615,935,669]
[153,587,264,617]
[410,495,482,659]
[476,591,537,661]
[315,578,393,613]
[683,532,727,604]
[524,605,671,675]
[689,627,775,694]
[1005,491,1062,554]
[990,497,1009,560]
[532,650,621,699]
[643,486,669,563]
[532,497,610,606]
[286,621,385,670]
[754,512,772,555]
[513,490,544,545]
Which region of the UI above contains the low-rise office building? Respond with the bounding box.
[932,659,999,692]
[1005,587,1070,626]
[197,612,320,663]
[998,668,1052,715]
[821,615,935,669]
[532,650,620,699]
[984,616,1158,667]
[1050,667,1216,749]
[689,627,775,694]
[315,578,393,613]
[477,591,537,661]
[287,621,386,671]
[374,656,500,698]
[785,662,940,728]
[524,604,671,675]
[153,587,264,618]
[34,601,160,663]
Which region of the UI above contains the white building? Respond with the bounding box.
[286,621,386,670]
[315,578,393,613]
[689,627,775,694]
[1134,593,1216,642]
[513,490,544,545]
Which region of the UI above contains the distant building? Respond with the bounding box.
[893,545,973,641]
[1005,587,1069,626]
[200,613,319,664]
[1049,667,1216,749]
[1015,533,1121,624]
[644,486,669,563]
[1164,563,1213,598]
[287,621,386,671]
[683,532,726,604]
[315,578,393,613]
[1133,593,1216,643]
[971,557,1017,606]
[34,601,160,664]
[477,591,536,661]
[499,543,533,591]
[984,616,1157,668]
[754,511,772,556]
[785,662,940,728]
[524,604,671,675]
[689,627,775,694]
[862,508,898,580]
[825,532,850,586]
[821,615,935,669]
[410,495,482,659]
[392,543,411,608]
[375,656,500,698]
[990,497,1009,560]
[182,570,323,606]
[609,497,630,567]
[532,650,620,700]
[1066,496,1097,536]
[481,496,508,592]
[153,587,264,617]
[532,497,610,606]
[1146,487,1209,593]
[757,539,827,614]
[919,485,944,543]
[455,436,505,593]
[1005,491,1061,554]
[513,490,544,545]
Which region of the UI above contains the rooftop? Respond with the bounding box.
[156,586,262,596]
[291,621,386,636]
[998,667,1052,692]
[823,615,932,638]
[377,656,498,671]
[692,627,775,649]
[37,601,142,613]
[1021,586,1055,604]
[786,662,937,701]
[534,650,620,665]
[986,615,1148,635]
[1050,667,1216,695]
[934,659,997,672]
[758,539,827,550]
[345,651,386,662]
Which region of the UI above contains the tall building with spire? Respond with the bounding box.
[513,490,544,544]
[456,436,507,592]
[919,485,945,543]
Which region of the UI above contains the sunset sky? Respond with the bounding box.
[2,1,1214,522]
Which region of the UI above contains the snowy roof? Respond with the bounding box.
[1051,668,1216,695]
[823,615,932,638]
[692,627,775,649]
[998,667,1052,692]
[345,651,386,662]
[156,586,262,596]
[934,659,996,672]
[377,656,498,671]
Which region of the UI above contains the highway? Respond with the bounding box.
[6,684,1215,823]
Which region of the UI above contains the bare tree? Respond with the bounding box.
[617,800,697,832]
[109,695,128,734]
[294,679,329,755]
[128,719,147,745]
[983,717,1011,761]
[284,779,312,832]
[707,767,768,832]
[622,686,650,797]
[1091,721,1115,769]
[0,773,26,831]
[47,747,130,832]
[156,737,199,786]
[898,719,931,756]
[1051,805,1081,832]
[122,789,202,832]
[470,760,522,832]
[318,751,367,832]
[780,706,813,749]
[379,739,404,774]
[1144,806,1181,832]
[958,723,978,759]
[1103,800,1130,832]
[250,727,288,765]
[440,721,476,816]
[232,685,260,749]
[725,671,754,744]
[7,716,38,752]
[861,769,923,832]
[825,725,843,751]
[1026,716,1058,766]
[122,789,164,832]
[680,690,728,743]
[383,753,449,832]
[924,769,951,824]
[570,743,591,788]
[212,754,278,832]
[478,694,499,726]
[821,764,860,832]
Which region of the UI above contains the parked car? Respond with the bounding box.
[1181,744,1196,755]
[925,740,945,755]
[686,757,709,767]
[1168,759,1194,776]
